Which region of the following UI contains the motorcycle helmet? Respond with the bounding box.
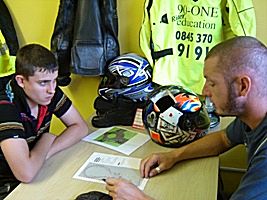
[143,85,210,147]
[98,53,154,102]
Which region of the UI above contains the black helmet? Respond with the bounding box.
[143,85,210,147]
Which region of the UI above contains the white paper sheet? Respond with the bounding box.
[73,152,149,190]
[83,127,150,155]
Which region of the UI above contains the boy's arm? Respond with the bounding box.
[1,132,56,183]
[46,104,89,159]
[0,105,88,183]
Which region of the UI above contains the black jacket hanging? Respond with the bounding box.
[51,0,120,86]
[71,0,120,76]
[50,0,76,86]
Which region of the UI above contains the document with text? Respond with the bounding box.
[73,152,149,190]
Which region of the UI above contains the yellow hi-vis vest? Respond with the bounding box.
[0,30,15,77]
[139,0,256,94]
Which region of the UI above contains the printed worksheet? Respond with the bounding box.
[73,152,149,190]
[83,127,150,155]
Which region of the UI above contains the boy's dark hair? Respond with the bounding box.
[15,44,58,79]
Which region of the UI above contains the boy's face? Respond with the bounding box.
[17,70,58,107]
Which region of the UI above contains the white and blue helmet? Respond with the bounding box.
[98,53,154,101]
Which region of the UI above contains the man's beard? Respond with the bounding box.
[220,84,245,116]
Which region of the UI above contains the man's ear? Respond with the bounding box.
[15,75,26,88]
[238,75,251,96]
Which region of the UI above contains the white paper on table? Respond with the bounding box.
[73,152,149,190]
[82,127,150,155]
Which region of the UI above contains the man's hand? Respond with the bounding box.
[105,178,152,200]
[140,151,177,178]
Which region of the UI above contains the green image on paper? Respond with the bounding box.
[94,127,137,147]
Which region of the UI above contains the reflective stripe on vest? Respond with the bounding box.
[0,30,15,77]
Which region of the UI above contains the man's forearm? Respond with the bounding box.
[172,130,231,163]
